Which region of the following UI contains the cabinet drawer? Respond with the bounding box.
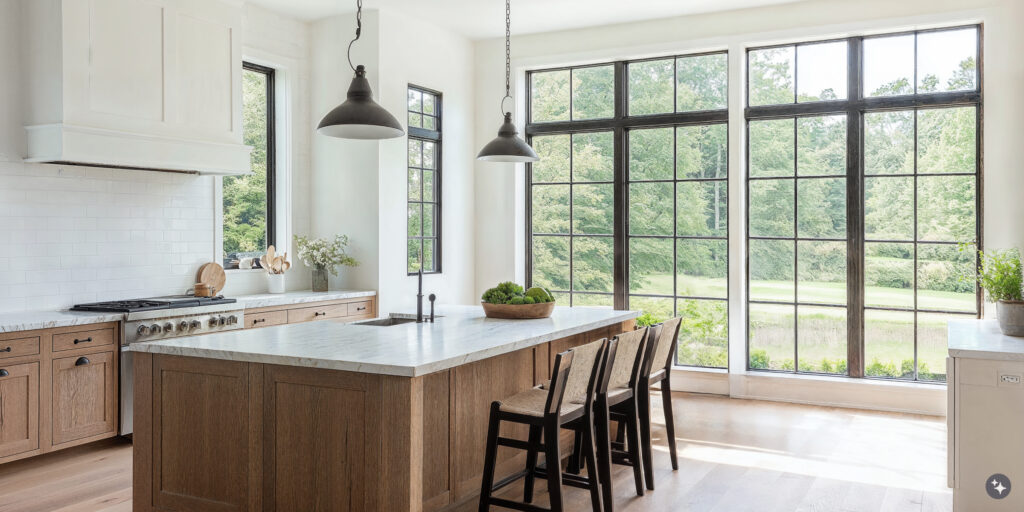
[0,362,39,458]
[0,336,40,360]
[287,304,347,324]
[246,310,288,329]
[51,350,117,446]
[53,327,115,353]
[347,301,373,317]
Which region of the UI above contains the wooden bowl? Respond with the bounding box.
[481,301,555,319]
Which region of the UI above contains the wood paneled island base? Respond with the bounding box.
[132,320,633,512]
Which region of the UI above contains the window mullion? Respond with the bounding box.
[847,37,866,377]
[613,61,628,311]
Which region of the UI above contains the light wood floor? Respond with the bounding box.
[0,393,951,512]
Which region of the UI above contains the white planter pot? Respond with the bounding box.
[996,300,1024,337]
[267,273,286,294]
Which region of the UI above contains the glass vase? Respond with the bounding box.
[312,266,329,292]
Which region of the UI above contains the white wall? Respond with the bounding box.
[473,0,1024,312]
[0,1,314,311]
[309,9,477,313]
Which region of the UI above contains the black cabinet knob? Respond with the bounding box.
[0,347,10,353]
[0,369,8,377]
[75,357,90,366]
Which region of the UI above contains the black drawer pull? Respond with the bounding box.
[0,347,10,353]
[74,337,93,344]
[0,369,8,377]
[253,318,266,324]
[75,357,90,366]
[356,306,366,311]
[314,312,327,317]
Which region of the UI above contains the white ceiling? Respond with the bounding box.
[245,0,804,40]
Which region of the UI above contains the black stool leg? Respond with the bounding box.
[595,398,614,512]
[582,416,603,512]
[523,424,542,503]
[624,401,645,497]
[543,420,565,512]
[478,403,502,512]
[661,377,679,470]
[637,379,655,491]
[567,431,584,475]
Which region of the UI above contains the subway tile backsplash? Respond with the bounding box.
[0,161,216,312]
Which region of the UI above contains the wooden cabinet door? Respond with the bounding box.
[51,351,117,446]
[0,362,39,458]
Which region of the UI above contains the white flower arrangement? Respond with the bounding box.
[293,234,359,276]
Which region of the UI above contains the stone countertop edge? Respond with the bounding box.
[0,290,377,333]
[129,307,640,377]
[948,318,1024,361]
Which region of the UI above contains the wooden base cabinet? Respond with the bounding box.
[133,320,632,512]
[0,362,39,459]
[0,323,119,465]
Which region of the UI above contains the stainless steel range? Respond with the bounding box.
[71,295,245,434]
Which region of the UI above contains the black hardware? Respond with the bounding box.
[0,369,7,377]
[253,318,266,324]
[428,294,436,323]
[314,312,326,317]
[73,337,93,344]
[75,357,90,366]
[356,306,366,311]
[0,347,10,353]
[416,268,424,323]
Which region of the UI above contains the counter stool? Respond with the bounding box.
[478,338,608,512]
[568,327,650,512]
[636,318,682,490]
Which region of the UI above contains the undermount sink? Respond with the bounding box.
[355,315,435,327]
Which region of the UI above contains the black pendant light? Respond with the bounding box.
[477,0,538,162]
[317,0,404,140]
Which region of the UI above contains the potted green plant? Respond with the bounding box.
[971,247,1024,336]
[480,282,556,319]
[294,234,359,292]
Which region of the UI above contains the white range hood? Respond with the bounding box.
[21,0,252,176]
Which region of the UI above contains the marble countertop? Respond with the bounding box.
[129,305,639,377]
[0,310,125,333]
[235,290,376,309]
[948,319,1024,361]
[0,290,376,333]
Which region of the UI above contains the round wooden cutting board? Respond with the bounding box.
[196,262,227,295]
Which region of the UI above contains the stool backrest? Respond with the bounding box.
[561,338,607,407]
[641,317,681,377]
[544,349,574,416]
[605,327,648,392]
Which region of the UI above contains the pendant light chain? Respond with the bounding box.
[505,0,511,98]
[346,0,363,72]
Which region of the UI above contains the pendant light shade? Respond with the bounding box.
[477,0,538,163]
[477,113,538,162]
[317,0,404,140]
[317,65,404,139]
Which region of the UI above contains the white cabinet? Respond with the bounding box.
[22,0,250,175]
[948,320,1024,511]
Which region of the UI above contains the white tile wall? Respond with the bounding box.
[0,161,217,312]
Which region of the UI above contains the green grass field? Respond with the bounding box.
[624,273,975,381]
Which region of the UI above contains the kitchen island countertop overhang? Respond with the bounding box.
[127,305,639,377]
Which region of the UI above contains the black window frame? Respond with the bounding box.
[223,61,276,270]
[744,25,983,381]
[525,51,731,368]
[407,84,443,275]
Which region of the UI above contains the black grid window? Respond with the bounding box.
[745,26,981,381]
[407,86,442,274]
[527,51,730,369]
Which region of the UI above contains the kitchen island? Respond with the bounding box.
[129,305,637,512]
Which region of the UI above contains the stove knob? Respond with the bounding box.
[163,322,174,333]
[178,321,189,332]
[226,315,238,325]
[150,324,162,334]
[208,316,219,328]
[189,320,202,331]
[137,324,151,336]
[218,316,227,326]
